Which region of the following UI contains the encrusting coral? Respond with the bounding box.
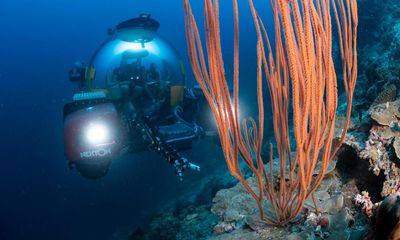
[354,191,379,218]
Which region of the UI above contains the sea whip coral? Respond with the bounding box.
[184,0,358,225]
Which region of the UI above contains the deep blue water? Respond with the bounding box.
[0,1,273,239]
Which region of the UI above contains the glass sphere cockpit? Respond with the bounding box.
[92,35,185,88]
[88,14,186,112]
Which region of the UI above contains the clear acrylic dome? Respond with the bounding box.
[90,35,185,89]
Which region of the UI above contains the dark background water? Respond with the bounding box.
[0,0,273,239]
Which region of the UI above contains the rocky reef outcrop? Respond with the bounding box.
[346,100,400,198]
[127,160,369,240]
[208,159,368,240]
[336,97,400,238]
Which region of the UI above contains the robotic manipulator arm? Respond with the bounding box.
[138,116,201,180]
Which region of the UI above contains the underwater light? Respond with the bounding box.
[113,41,159,55]
[85,123,110,146]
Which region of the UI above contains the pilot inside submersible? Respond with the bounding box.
[64,14,208,180]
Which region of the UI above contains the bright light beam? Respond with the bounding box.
[86,123,109,145]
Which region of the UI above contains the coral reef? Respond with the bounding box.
[351,100,400,197]
[339,97,400,237]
